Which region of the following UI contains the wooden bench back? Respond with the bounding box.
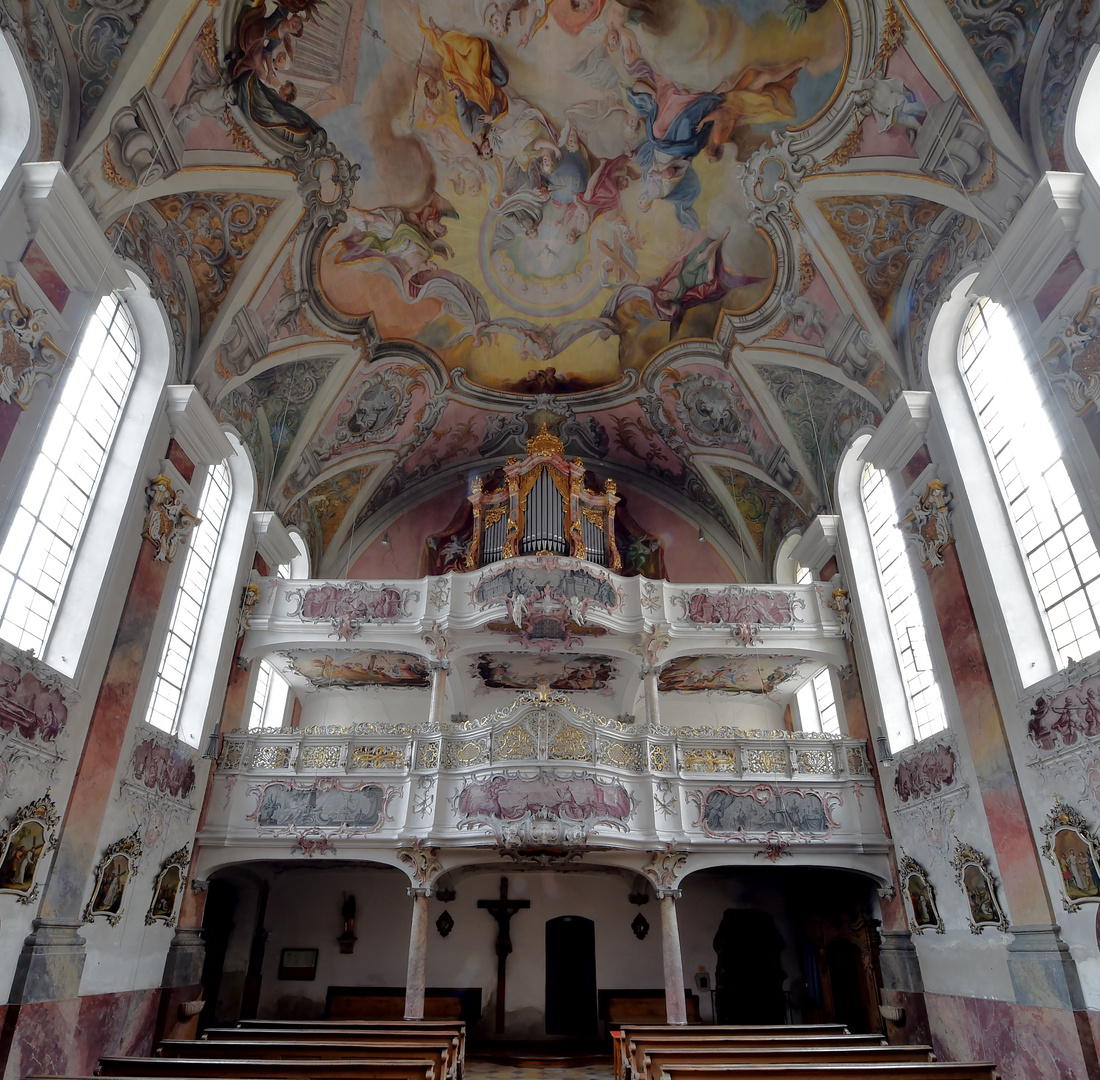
[640,1044,934,1080]
[620,1032,887,1080]
[97,1058,437,1080]
[655,1063,997,1080]
[158,1041,447,1076]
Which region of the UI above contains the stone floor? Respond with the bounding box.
[465,1066,611,1080]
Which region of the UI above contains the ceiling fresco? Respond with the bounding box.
[19,0,1086,578]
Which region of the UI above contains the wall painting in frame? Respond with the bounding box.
[0,791,59,904]
[951,839,1008,934]
[1040,797,1100,912]
[898,852,944,934]
[83,831,143,927]
[146,844,191,925]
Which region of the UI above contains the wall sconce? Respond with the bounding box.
[436,910,454,938]
[435,886,456,903]
[381,530,391,547]
[698,526,705,542]
[338,892,357,954]
[631,912,649,940]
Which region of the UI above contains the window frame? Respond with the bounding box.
[0,277,174,681]
[137,429,256,748]
[958,296,1100,668]
[836,434,960,753]
[926,272,1092,688]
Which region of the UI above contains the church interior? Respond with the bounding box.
[0,0,1098,1078]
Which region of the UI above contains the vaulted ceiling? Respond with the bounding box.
[9,0,1086,580]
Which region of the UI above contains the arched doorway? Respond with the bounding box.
[545,915,597,1037]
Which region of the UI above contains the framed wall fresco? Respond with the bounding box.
[83,831,143,927]
[1040,797,1100,913]
[687,784,842,840]
[0,791,59,904]
[146,845,191,926]
[951,839,1008,934]
[898,852,944,934]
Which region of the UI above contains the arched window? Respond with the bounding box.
[0,292,138,653]
[248,657,291,729]
[959,298,1100,665]
[861,461,949,745]
[145,459,232,739]
[796,667,841,735]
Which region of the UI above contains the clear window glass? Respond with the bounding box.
[248,657,290,729]
[797,667,841,735]
[961,298,1100,665]
[861,462,949,746]
[0,293,138,652]
[145,460,232,740]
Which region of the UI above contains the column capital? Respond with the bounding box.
[655,888,682,901]
[863,391,932,475]
[407,887,432,899]
[641,663,662,678]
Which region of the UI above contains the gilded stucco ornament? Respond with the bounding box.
[901,479,953,568]
[0,276,67,410]
[398,838,442,889]
[143,475,200,563]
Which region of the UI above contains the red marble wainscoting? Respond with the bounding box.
[922,992,1100,1080]
[879,988,932,1048]
[1,987,167,1080]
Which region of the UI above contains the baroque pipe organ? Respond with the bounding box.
[464,427,622,570]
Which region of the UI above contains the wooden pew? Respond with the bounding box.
[94,1061,435,1080]
[619,1032,888,1080]
[654,1064,997,1080]
[612,1026,857,1080]
[223,1025,464,1073]
[201,1029,462,1080]
[640,1044,935,1080]
[157,1042,449,1080]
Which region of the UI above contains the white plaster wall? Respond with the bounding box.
[297,688,432,729]
[247,864,826,1036]
[657,695,786,731]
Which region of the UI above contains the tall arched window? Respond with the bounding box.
[0,292,138,652]
[145,458,232,740]
[861,461,949,745]
[960,298,1100,665]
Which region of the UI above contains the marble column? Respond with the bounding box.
[657,888,686,1025]
[642,664,661,728]
[428,661,450,729]
[404,888,431,1020]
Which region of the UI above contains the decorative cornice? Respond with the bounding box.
[862,391,932,474]
[251,510,298,568]
[20,163,130,297]
[971,172,1089,309]
[166,385,233,467]
[791,515,840,577]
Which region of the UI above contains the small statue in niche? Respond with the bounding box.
[338,891,357,954]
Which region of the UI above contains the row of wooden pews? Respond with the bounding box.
[612,1022,1000,1080]
[28,1018,467,1080]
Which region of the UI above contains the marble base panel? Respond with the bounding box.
[923,992,1100,1080]
[1,987,163,1080]
[880,988,932,1048]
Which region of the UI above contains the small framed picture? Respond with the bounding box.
[279,947,318,980]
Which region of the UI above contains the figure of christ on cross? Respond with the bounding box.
[478,876,531,1033]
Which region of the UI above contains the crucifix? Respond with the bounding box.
[478,876,530,1033]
